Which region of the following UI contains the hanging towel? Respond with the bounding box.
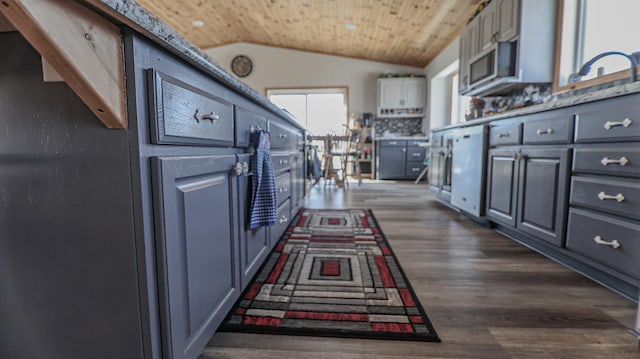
[248,130,277,229]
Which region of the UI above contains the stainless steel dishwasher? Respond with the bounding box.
[450,124,488,218]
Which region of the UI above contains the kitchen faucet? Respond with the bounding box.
[568,51,638,83]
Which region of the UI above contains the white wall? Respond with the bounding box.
[423,37,460,132]
[204,43,423,117]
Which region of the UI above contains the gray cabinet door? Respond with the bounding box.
[516,148,571,246]
[236,154,270,289]
[497,0,519,41]
[152,155,240,359]
[486,148,518,226]
[379,146,406,179]
[478,0,497,52]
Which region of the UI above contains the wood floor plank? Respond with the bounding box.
[203,181,638,358]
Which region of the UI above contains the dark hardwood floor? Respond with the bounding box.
[203,180,639,358]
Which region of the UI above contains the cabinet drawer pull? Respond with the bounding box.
[597,191,625,202]
[278,186,288,193]
[193,109,220,123]
[604,118,632,130]
[278,132,288,140]
[389,141,397,145]
[536,128,553,135]
[279,159,289,165]
[279,215,288,224]
[412,152,422,157]
[600,156,629,166]
[498,132,510,138]
[594,235,621,249]
[250,124,263,133]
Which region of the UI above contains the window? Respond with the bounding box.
[266,88,348,136]
[557,0,640,88]
[450,72,470,124]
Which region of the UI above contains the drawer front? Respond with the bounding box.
[270,120,298,149]
[149,70,234,146]
[573,147,640,177]
[272,153,292,173]
[275,172,291,206]
[574,97,640,143]
[235,107,267,148]
[379,140,406,147]
[406,146,426,162]
[271,199,291,246]
[523,114,574,144]
[566,208,640,278]
[570,176,640,220]
[489,123,522,146]
[405,161,426,178]
[407,139,428,147]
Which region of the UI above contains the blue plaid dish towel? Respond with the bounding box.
[249,130,277,229]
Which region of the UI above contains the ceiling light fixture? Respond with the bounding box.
[192,20,205,28]
[345,23,358,30]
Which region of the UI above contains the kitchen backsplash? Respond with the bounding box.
[374,117,423,137]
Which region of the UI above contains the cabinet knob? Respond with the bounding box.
[597,191,625,202]
[600,156,629,166]
[536,128,553,135]
[232,162,243,176]
[279,215,288,224]
[604,118,632,130]
[193,109,220,123]
[594,235,621,249]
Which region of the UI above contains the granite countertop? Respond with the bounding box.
[375,136,429,141]
[88,0,300,128]
[433,81,640,131]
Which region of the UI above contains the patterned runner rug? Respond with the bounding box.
[220,208,440,342]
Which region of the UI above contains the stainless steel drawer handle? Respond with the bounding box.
[597,191,625,202]
[278,133,288,139]
[498,132,510,138]
[600,156,629,166]
[594,235,621,249]
[604,118,632,130]
[279,215,288,224]
[193,109,220,123]
[536,128,553,135]
[279,159,289,165]
[278,186,288,193]
[412,152,421,156]
[389,141,397,145]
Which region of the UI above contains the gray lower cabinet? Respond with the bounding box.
[377,139,427,180]
[486,148,519,226]
[516,148,570,246]
[237,154,270,289]
[378,146,406,179]
[486,147,571,246]
[151,155,241,359]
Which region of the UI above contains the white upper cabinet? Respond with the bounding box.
[377,77,426,118]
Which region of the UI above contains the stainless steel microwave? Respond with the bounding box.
[468,42,517,89]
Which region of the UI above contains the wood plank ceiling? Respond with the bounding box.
[136,0,482,67]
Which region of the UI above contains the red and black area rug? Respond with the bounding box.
[220,208,440,342]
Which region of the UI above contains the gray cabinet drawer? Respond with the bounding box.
[406,146,426,162]
[272,153,291,173]
[566,208,640,279]
[574,96,640,143]
[275,172,291,206]
[405,161,425,177]
[523,114,573,144]
[149,70,234,146]
[407,139,428,147]
[270,120,298,149]
[235,107,267,148]
[573,146,640,177]
[379,139,406,147]
[570,176,640,221]
[489,123,521,146]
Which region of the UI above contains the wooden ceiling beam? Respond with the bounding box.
[0,0,126,129]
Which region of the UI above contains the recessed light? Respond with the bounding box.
[345,23,358,30]
[192,20,205,28]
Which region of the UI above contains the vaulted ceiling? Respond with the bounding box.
[136,0,482,67]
